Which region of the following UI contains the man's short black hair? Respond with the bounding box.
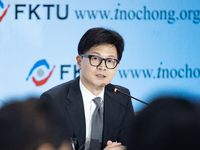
[78,27,124,61]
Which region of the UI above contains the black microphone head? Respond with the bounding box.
[105,83,115,92]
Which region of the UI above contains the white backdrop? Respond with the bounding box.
[1,0,200,111]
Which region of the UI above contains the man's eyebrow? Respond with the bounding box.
[90,52,116,58]
[90,52,100,55]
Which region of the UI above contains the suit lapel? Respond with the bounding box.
[65,77,86,147]
[103,89,121,144]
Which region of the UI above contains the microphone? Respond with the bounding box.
[106,84,149,105]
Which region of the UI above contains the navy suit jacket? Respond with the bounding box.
[40,77,135,150]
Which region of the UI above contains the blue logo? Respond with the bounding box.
[26,59,55,86]
[0,0,10,22]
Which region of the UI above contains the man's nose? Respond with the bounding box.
[97,59,107,70]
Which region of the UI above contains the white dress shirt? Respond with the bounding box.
[79,79,104,150]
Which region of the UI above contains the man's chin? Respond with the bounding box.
[99,83,108,88]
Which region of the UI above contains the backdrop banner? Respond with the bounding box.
[1,0,200,111]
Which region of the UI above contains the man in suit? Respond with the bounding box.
[40,27,135,150]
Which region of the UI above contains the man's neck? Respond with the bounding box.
[80,79,104,96]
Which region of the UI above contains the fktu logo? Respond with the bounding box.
[0,0,10,22]
[15,4,68,20]
[26,59,55,86]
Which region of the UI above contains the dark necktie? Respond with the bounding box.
[90,97,103,150]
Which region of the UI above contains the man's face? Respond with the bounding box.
[76,44,119,93]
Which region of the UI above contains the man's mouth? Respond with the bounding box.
[96,74,106,77]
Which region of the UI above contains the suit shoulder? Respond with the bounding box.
[108,84,131,103]
[41,77,78,97]
[46,80,71,93]
[114,84,130,94]
[107,84,134,112]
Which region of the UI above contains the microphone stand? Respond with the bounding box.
[116,89,149,105]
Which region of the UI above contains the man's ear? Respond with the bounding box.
[76,55,82,70]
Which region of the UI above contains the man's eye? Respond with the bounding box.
[107,59,115,63]
[92,56,100,60]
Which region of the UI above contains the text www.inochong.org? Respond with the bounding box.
[118,64,200,79]
[75,5,200,24]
